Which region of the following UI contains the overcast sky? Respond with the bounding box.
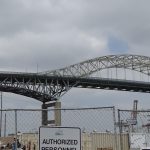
[1,0,150,110]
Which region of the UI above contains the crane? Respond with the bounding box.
[130,100,138,132]
[132,100,138,121]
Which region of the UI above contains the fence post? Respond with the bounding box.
[0,92,2,137]
[118,109,123,150]
[15,109,17,150]
[113,107,118,150]
[4,112,6,137]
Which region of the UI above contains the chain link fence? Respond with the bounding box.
[118,109,150,150]
[0,107,131,150]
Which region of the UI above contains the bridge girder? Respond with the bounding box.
[1,73,150,103]
[0,73,71,102]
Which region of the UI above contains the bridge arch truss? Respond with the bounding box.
[0,54,150,103]
[43,54,150,77]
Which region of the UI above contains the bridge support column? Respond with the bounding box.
[42,103,48,126]
[41,100,61,126]
[54,101,61,126]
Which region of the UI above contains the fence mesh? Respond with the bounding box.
[1,108,150,149]
[0,107,115,136]
[0,107,121,150]
[118,109,150,150]
[118,110,150,133]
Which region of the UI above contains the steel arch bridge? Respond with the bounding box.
[0,54,150,104]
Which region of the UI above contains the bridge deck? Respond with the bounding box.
[0,72,150,102]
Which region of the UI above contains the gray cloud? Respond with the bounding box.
[0,0,150,109]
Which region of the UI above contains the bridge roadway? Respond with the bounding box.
[0,71,150,103]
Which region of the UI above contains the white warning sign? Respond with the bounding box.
[39,127,81,150]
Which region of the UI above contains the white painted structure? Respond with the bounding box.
[130,133,150,150]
